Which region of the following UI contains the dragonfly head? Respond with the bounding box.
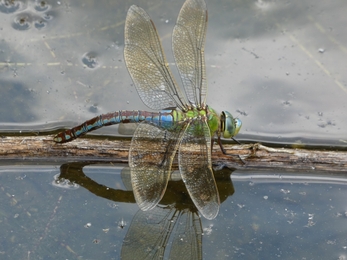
[221,111,242,138]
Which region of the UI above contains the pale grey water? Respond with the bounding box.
[0,0,346,145]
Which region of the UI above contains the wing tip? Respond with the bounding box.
[200,201,220,220]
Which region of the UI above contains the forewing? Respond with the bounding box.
[178,119,220,220]
[121,206,179,260]
[173,0,207,107]
[124,5,187,111]
[129,121,187,211]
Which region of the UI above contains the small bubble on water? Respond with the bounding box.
[118,218,127,229]
[107,202,118,209]
[84,222,92,228]
[51,174,79,190]
[280,189,290,194]
[203,224,213,235]
[318,48,325,53]
[237,204,245,209]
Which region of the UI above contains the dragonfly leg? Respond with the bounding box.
[232,137,241,145]
[217,137,227,155]
[217,137,245,164]
[211,138,215,154]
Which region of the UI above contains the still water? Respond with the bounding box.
[0,0,346,145]
[0,0,347,259]
[1,162,347,259]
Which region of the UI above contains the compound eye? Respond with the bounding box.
[221,111,242,138]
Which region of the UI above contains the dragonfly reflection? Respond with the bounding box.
[56,162,235,260]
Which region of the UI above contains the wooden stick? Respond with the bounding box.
[0,135,346,172]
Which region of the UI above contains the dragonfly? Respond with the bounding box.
[54,0,241,220]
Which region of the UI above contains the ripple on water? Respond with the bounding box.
[0,0,25,14]
[34,0,51,12]
[12,12,32,30]
[82,52,100,69]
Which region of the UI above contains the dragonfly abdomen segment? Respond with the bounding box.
[54,110,181,143]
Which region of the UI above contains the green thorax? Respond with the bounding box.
[172,106,220,136]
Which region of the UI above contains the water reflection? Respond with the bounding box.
[122,206,202,259]
[57,162,235,259]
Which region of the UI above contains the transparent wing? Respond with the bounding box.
[121,206,179,260]
[124,5,187,111]
[173,0,207,107]
[178,119,220,220]
[129,121,187,211]
[169,209,202,260]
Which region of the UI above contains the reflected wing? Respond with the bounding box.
[173,0,207,107]
[178,119,220,220]
[124,5,187,111]
[120,167,132,191]
[169,210,202,260]
[121,206,179,260]
[129,121,187,211]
